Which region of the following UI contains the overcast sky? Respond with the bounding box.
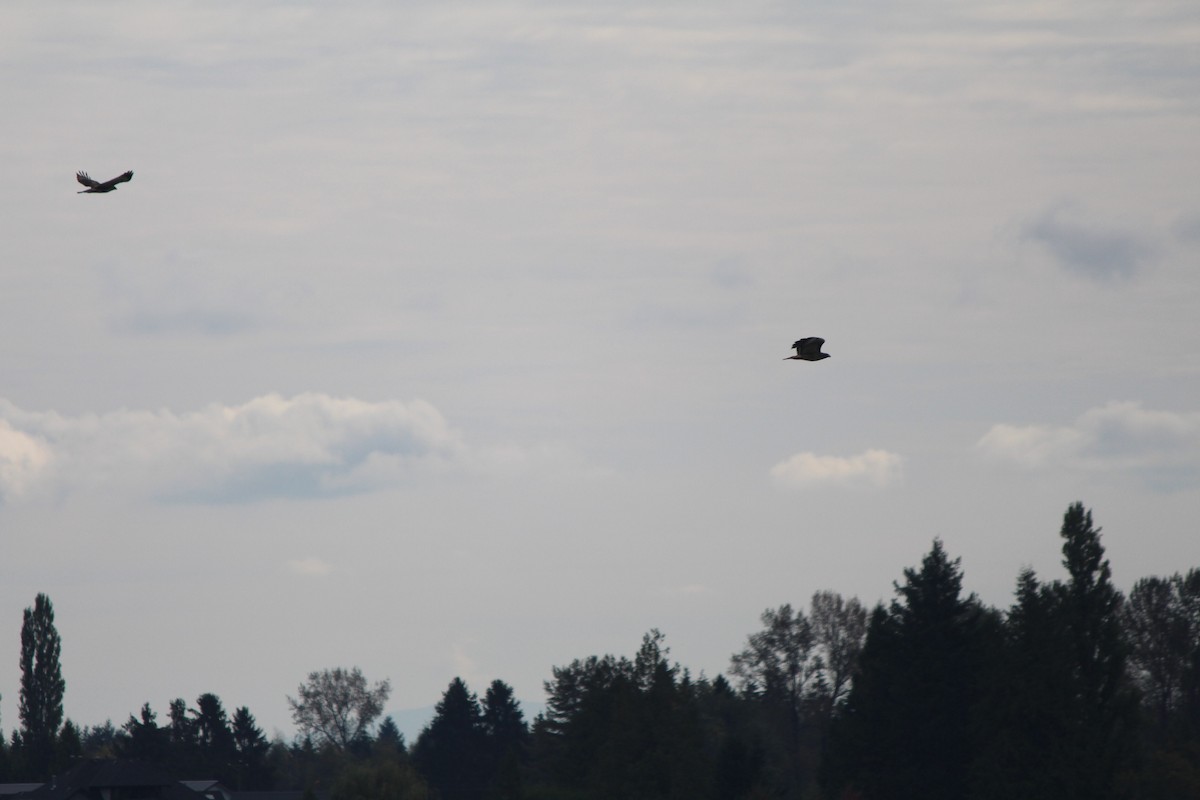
[2,0,1199,739]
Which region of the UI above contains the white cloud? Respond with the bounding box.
[287,557,332,577]
[0,420,54,501]
[978,402,1200,490]
[0,393,471,503]
[770,449,904,490]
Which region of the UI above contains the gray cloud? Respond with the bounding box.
[978,402,1200,491]
[1171,213,1200,243]
[1021,205,1156,281]
[113,309,259,337]
[0,393,471,504]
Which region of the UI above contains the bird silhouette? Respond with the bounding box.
[76,170,134,193]
[785,337,830,361]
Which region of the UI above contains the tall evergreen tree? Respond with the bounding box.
[482,681,526,750]
[970,568,1074,800]
[192,693,237,781]
[19,593,65,779]
[971,503,1140,800]
[1054,502,1139,798]
[412,678,486,800]
[828,540,1000,800]
[230,706,271,789]
[481,680,527,799]
[374,716,406,757]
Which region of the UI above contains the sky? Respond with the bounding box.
[2,0,1199,740]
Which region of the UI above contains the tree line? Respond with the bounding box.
[1,501,1198,798]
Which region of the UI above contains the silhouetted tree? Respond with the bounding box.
[829,540,1000,800]
[970,568,1074,800]
[79,720,121,757]
[1055,503,1140,798]
[730,603,817,794]
[231,706,271,789]
[1125,570,1200,735]
[121,703,169,763]
[8,731,23,779]
[0,730,10,782]
[54,719,82,773]
[731,604,813,736]
[20,593,65,778]
[808,590,868,720]
[530,631,715,800]
[331,758,430,800]
[413,678,486,800]
[169,698,195,748]
[481,680,527,800]
[192,693,236,780]
[289,668,391,751]
[374,716,406,757]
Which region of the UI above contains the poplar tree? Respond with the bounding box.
[19,593,65,778]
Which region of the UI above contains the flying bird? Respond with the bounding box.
[76,170,133,193]
[785,337,830,361]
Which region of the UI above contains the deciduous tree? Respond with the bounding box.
[288,668,391,751]
[19,593,65,778]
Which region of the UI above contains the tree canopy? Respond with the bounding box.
[288,667,392,751]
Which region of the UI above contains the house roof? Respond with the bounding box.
[20,760,208,800]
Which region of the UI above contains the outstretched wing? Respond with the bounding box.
[107,170,134,186]
[798,337,825,356]
[76,171,100,188]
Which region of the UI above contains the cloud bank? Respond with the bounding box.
[978,401,1200,491]
[771,449,904,490]
[0,393,469,503]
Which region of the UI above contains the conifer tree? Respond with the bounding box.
[829,540,1000,800]
[231,706,271,789]
[1054,502,1139,798]
[413,678,486,800]
[374,716,405,757]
